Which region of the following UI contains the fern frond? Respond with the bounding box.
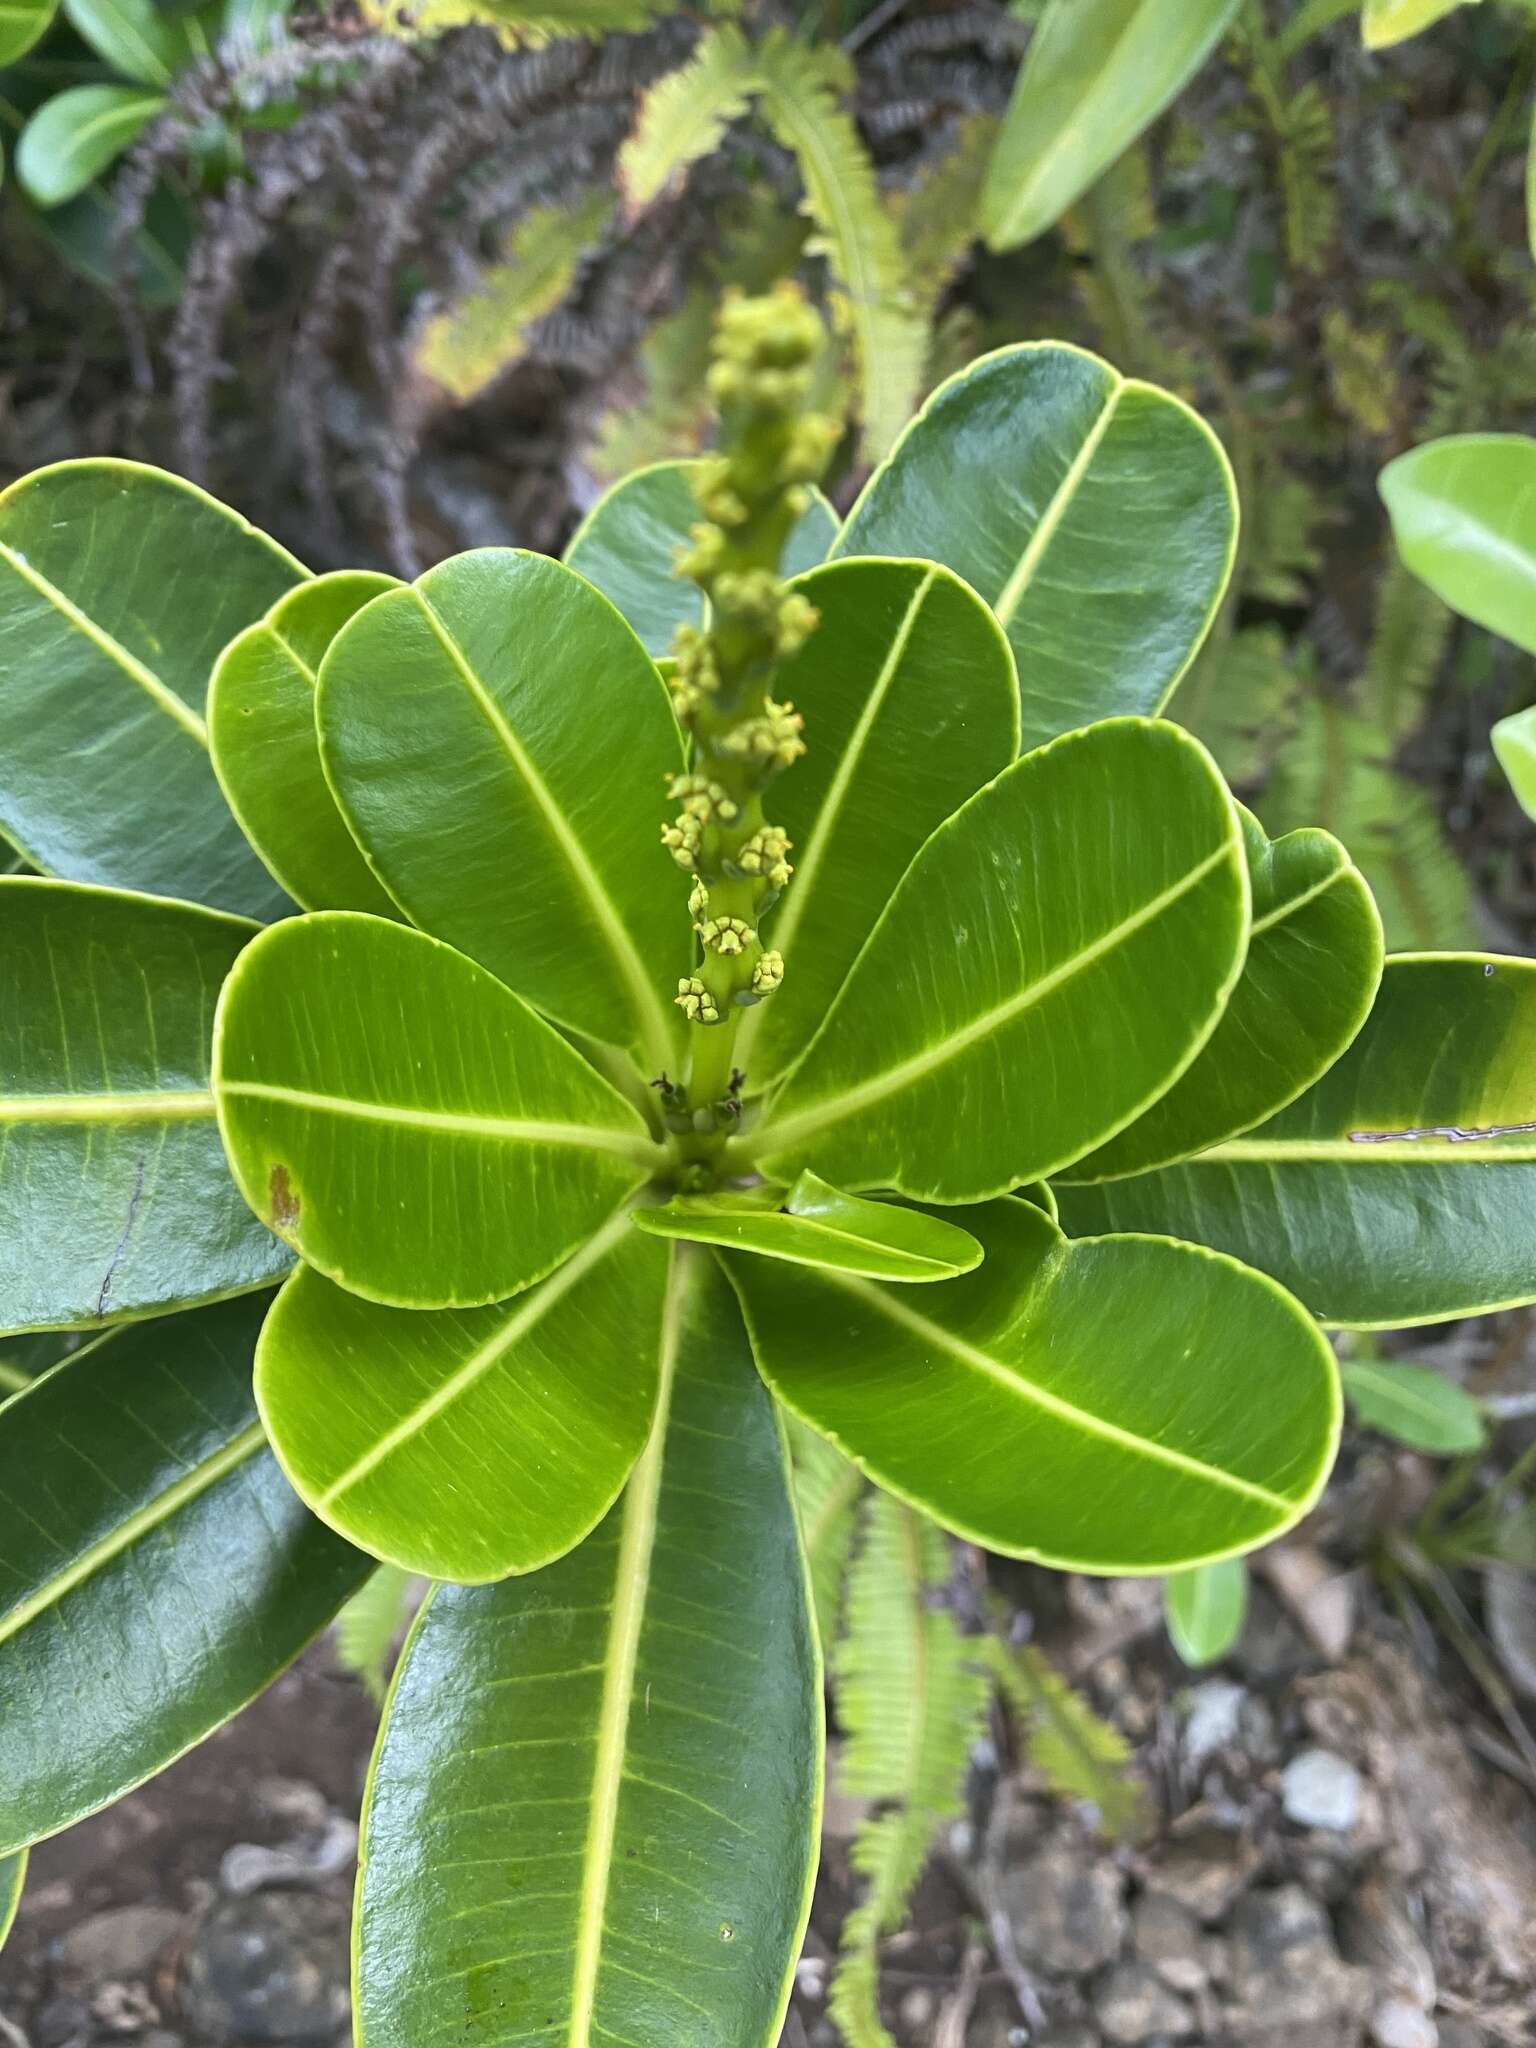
[828,1493,988,2048]
[360,0,666,42]
[334,1565,414,1703]
[1363,557,1453,745]
[1175,624,1304,791]
[1243,467,1324,609]
[889,112,996,309]
[1322,309,1397,439]
[986,1636,1150,1844]
[618,24,755,209]
[787,1416,864,1655]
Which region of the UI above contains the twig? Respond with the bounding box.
[932,1935,987,2048]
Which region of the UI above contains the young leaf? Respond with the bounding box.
[1066,809,1383,1181]
[755,718,1248,1204]
[62,0,199,82]
[1341,1360,1486,1454]
[1380,435,1536,655]
[986,1636,1149,1840]
[1361,0,1477,46]
[633,1171,983,1282]
[213,913,658,1310]
[835,344,1238,750]
[1492,705,1536,824]
[15,84,167,209]
[354,1252,820,2048]
[564,459,837,659]
[0,878,290,1333]
[0,461,304,919]
[315,548,686,1068]
[1055,954,1536,1328]
[0,1297,370,1857]
[733,558,1019,1092]
[0,0,59,65]
[788,1415,863,1653]
[0,1850,23,1955]
[334,1566,413,1705]
[729,1197,1339,1574]
[982,0,1242,252]
[256,1215,671,1581]
[209,572,404,916]
[1165,1557,1249,1667]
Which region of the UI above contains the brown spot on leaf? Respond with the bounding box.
[269,1164,300,1231]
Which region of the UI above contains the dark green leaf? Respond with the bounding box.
[0,1850,22,1954]
[62,0,199,82]
[634,1171,982,1281]
[16,83,166,208]
[1341,1360,1486,1454]
[1165,1558,1248,1667]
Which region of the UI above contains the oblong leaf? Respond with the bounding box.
[1054,954,1536,1327]
[0,878,290,1332]
[1341,1359,1486,1454]
[256,1213,670,1581]
[62,0,198,81]
[16,84,167,209]
[0,1296,369,1857]
[1492,704,1536,824]
[733,557,1019,1092]
[317,548,685,1067]
[213,912,658,1309]
[209,571,403,915]
[0,0,59,65]
[1165,1557,1248,1667]
[730,1197,1339,1573]
[1361,0,1476,48]
[981,0,1242,252]
[754,718,1248,1203]
[355,1250,820,2048]
[1066,810,1383,1180]
[0,1851,23,1955]
[633,1170,983,1281]
[0,461,304,918]
[834,344,1238,750]
[564,458,837,657]
[1380,434,1536,655]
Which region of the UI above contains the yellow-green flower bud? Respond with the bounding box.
[751,951,785,996]
[675,976,722,1026]
[734,825,793,890]
[696,916,755,957]
[687,877,710,920]
[661,815,702,869]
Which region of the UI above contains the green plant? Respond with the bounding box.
[2,282,1535,2041]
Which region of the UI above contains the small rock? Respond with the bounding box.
[1281,1749,1363,1833]
[179,1893,349,2043]
[1238,1693,1280,1763]
[1183,1681,1246,1765]
[1144,1824,1255,1923]
[1130,1893,1206,1994]
[896,1986,935,2032]
[55,1908,183,1984]
[1226,1884,1371,2036]
[219,1815,358,1897]
[1093,1961,1194,2044]
[1262,1547,1358,1662]
[1036,2026,1102,2048]
[1342,1880,1435,2009]
[33,1996,91,2048]
[1000,1840,1127,1975]
[1370,1997,1438,2048]
[253,1778,329,1832]
[90,1981,159,2033]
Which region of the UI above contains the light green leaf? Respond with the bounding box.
[213,912,657,1310]
[835,344,1238,749]
[334,1566,413,1705]
[1361,0,1477,47]
[633,1171,983,1282]
[788,1416,862,1653]
[16,84,166,209]
[354,1251,820,2048]
[0,1296,370,1857]
[1380,434,1536,655]
[730,1197,1339,1574]
[209,572,403,916]
[0,1849,23,1954]
[1165,1558,1248,1667]
[0,0,60,67]
[62,0,198,79]
[1493,705,1536,823]
[316,548,684,1068]
[0,878,290,1333]
[357,0,665,42]
[1054,954,1536,1328]
[754,718,1247,1203]
[982,0,1242,251]
[617,21,755,209]
[256,1215,670,1581]
[563,459,837,659]
[0,460,305,918]
[734,557,1019,1093]
[985,1636,1149,1840]
[1341,1359,1486,1454]
[1066,809,1382,1181]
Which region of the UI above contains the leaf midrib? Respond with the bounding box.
[219,1079,654,1163]
[0,1090,213,1124]
[992,379,1122,628]
[1199,1136,1536,1164]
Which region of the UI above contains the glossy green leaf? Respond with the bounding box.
[0,0,60,66]
[0,878,290,1333]
[634,1170,983,1281]
[0,461,305,918]
[0,1850,23,1953]
[981,0,1241,251]
[16,84,166,208]
[1380,435,1536,655]
[62,0,199,82]
[733,557,1019,1092]
[209,572,402,916]
[0,1296,370,1857]
[1361,0,1476,46]
[317,548,684,1068]
[834,344,1238,750]
[730,1197,1339,1573]
[1341,1359,1486,1454]
[754,718,1247,1203]
[1066,809,1382,1181]
[564,459,837,657]
[1165,1557,1248,1667]
[256,1215,670,1581]
[213,913,657,1309]
[355,1250,820,2048]
[1492,705,1536,823]
[1054,954,1536,1328]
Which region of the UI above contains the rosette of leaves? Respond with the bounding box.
[2,284,1534,2045]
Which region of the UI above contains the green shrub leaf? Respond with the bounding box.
[0,461,304,918]
[209,572,403,916]
[1055,954,1536,1327]
[354,1251,819,2048]
[0,878,290,1332]
[1341,1359,1486,1454]
[0,0,59,66]
[0,1850,23,1954]
[62,0,200,82]
[16,84,167,209]
[1361,0,1477,48]
[316,548,685,1066]
[1380,434,1536,655]
[256,1216,671,1580]
[0,1297,369,1857]
[213,913,658,1310]
[755,719,1247,1203]
[1165,1557,1249,1667]
[1492,704,1536,824]
[835,344,1238,751]
[729,1197,1339,1573]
